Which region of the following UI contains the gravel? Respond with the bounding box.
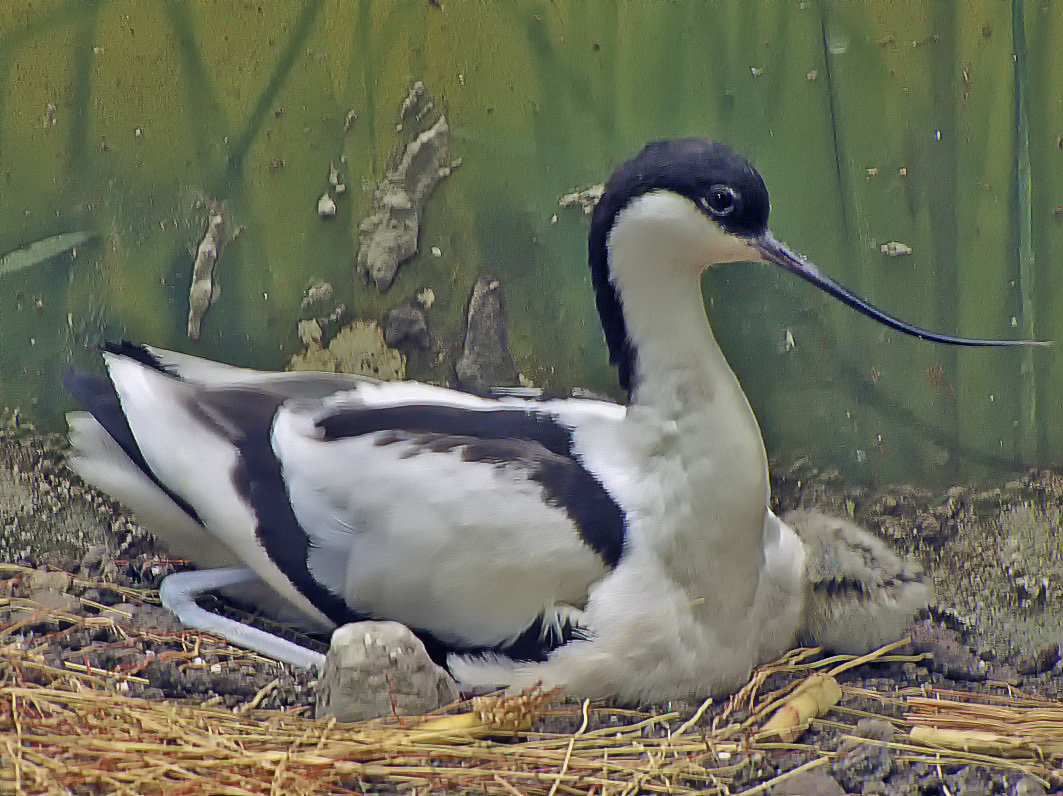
[2,423,1062,794]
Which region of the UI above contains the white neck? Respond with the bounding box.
[606,192,770,602]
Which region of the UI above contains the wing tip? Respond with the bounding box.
[102,341,173,375]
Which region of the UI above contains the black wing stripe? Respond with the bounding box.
[377,431,625,568]
[318,404,574,457]
[197,389,363,628]
[325,404,626,568]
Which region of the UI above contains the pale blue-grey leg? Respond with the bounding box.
[160,567,326,671]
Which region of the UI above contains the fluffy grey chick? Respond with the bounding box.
[784,508,931,654]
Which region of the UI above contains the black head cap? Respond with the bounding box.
[588,139,771,394]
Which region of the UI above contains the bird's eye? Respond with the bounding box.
[700,185,737,217]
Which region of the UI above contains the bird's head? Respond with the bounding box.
[588,138,1047,394]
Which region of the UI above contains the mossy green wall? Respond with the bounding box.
[1,0,1061,488]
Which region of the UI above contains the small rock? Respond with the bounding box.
[211,672,259,699]
[832,738,892,794]
[105,602,141,617]
[25,570,72,592]
[852,717,895,743]
[945,765,992,796]
[82,587,122,607]
[79,543,110,574]
[1013,775,1048,796]
[315,621,459,722]
[1016,643,1060,675]
[127,604,185,633]
[909,621,987,681]
[28,587,79,613]
[970,488,1004,517]
[877,495,900,515]
[987,661,1022,686]
[914,512,946,543]
[772,770,845,796]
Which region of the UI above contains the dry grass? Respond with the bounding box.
[2,568,1062,795]
[907,687,1063,761]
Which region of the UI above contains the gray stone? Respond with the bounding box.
[1013,775,1048,796]
[125,603,185,633]
[831,738,893,794]
[1016,643,1060,675]
[909,621,988,681]
[79,543,111,573]
[28,587,79,613]
[315,621,460,722]
[852,717,895,743]
[26,570,72,592]
[944,765,992,796]
[772,770,845,796]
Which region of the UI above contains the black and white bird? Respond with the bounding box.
[65,139,1038,702]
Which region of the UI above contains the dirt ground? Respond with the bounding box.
[2,421,1061,794]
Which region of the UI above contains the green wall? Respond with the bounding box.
[1,0,1061,488]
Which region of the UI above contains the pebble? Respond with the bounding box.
[852,718,895,743]
[1013,775,1048,796]
[772,770,845,796]
[945,765,993,796]
[1016,643,1060,675]
[909,621,988,681]
[26,570,72,592]
[316,621,459,722]
[126,603,185,633]
[832,738,893,794]
[79,543,112,575]
[28,587,79,613]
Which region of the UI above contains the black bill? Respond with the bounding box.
[752,234,1049,348]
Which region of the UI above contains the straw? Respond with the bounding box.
[3,567,1062,794]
